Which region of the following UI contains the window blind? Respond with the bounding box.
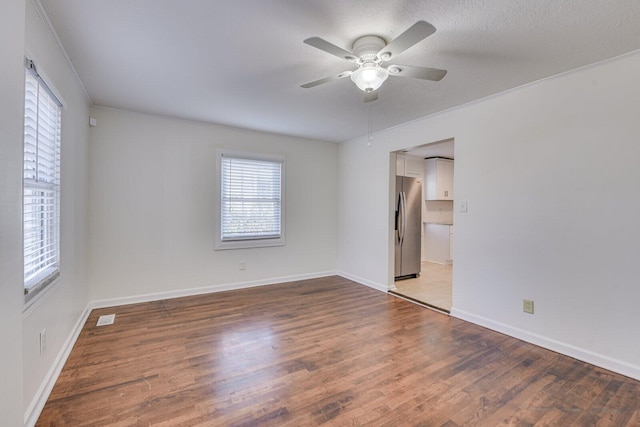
[23,67,62,296]
[221,155,282,241]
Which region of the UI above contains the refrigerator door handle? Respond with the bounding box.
[396,192,402,243]
[404,192,408,245]
[401,191,407,246]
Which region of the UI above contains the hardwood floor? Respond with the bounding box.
[38,276,640,426]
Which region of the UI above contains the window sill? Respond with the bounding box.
[215,236,285,251]
[23,276,59,319]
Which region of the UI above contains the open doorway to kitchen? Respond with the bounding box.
[390,138,454,313]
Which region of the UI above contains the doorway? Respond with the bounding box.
[390,138,454,313]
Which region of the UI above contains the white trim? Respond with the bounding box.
[388,292,450,315]
[24,306,91,427]
[336,271,388,293]
[450,308,640,382]
[23,57,65,108]
[22,278,59,318]
[31,0,92,104]
[22,274,640,426]
[89,271,336,309]
[344,49,640,145]
[214,149,286,251]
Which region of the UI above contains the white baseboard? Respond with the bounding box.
[450,308,640,382]
[337,271,389,293]
[89,271,337,309]
[29,274,639,426]
[24,306,91,427]
[424,258,449,266]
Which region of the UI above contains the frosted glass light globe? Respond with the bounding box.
[351,65,389,92]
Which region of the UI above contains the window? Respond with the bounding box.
[23,59,62,302]
[215,151,285,250]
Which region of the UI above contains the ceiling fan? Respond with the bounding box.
[301,21,447,102]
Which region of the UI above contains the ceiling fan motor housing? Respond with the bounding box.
[352,35,387,64]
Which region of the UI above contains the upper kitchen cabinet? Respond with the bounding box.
[396,154,424,178]
[424,158,454,200]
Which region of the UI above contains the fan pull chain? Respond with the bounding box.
[367,101,373,146]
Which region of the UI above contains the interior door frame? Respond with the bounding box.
[387,138,455,299]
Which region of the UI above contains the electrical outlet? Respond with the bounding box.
[239,262,246,270]
[523,299,534,314]
[459,200,468,213]
[40,329,46,355]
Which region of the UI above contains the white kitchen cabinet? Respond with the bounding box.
[424,158,454,200]
[405,156,424,178]
[424,223,451,265]
[396,154,424,178]
[449,225,454,262]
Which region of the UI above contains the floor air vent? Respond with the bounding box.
[96,314,115,326]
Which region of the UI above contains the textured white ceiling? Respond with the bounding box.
[39,0,640,142]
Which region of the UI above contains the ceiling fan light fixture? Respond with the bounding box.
[351,64,389,92]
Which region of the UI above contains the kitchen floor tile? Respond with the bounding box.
[393,261,452,311]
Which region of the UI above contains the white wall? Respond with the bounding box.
[0,0,27,424]
[21,0,91,422]
[337,143,396,291]
[88,107,338,302]
[338,50,640,379]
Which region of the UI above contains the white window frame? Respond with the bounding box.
[214,150,285,250]
[23,58,62,303]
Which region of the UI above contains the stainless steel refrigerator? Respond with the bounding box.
[395,176,422,279]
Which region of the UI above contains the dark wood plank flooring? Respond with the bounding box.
[37,276,640,426]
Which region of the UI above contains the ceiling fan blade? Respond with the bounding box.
[364,91,378,103]
[300,71,353,88]
[304,37,358,62]
[377,21,436,62]
[386,64,447,81]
